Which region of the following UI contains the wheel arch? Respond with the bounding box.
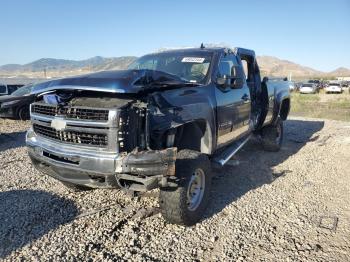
[279,98,290,120]
[171,120,213,154]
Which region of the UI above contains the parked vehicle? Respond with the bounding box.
[26,47,290,225]
[0,84,34,120]
[340,81,349,92]
[325,82,342,94]
[299,83,318,94]
[0,84,24,96]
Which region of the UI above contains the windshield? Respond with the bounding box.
[11,85,33,96]
[329,83,340,86]
[128,51,213,84]
[302,84,313,87]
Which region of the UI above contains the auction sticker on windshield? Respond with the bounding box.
[181,57,205,63]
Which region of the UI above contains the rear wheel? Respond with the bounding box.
[261,118,283,152]
[159,150,211,226]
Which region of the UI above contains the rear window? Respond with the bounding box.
[330,83,340,86]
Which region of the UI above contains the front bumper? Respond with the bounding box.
[26,129,177,190]
[299,89,315,94]
[325,88,342,93]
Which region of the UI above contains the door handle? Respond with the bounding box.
[241,94,249,101]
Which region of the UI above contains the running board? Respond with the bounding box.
[212,134,252,166]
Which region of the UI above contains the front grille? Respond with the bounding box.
[33,124,108,146]
[32,104,109,121]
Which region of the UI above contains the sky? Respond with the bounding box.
[0,0,349,71]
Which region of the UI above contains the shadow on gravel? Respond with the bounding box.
[0,190,78,258]
[205,119,324,220]
[0,131,26,151]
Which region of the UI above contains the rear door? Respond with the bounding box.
[215,54,251,148]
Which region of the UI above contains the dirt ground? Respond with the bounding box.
[0,117,349,261]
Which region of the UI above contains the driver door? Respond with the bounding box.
[215,54,251,148]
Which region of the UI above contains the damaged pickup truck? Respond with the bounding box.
[26,46,290,225]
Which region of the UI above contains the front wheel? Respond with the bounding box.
[159,150,211,226]
[261,118,284,152]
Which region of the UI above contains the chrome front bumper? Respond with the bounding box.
[26,129,177,190]
[27,128,119,188]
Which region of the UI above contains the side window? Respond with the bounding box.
[239,56,256,89]
[0,85,7,94]
[218,54,238,77]
[241,60,248,81]
[218,54,245,89]
[8,85,18,94]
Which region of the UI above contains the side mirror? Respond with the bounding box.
[232,77,244,89]
[216,75,231,87]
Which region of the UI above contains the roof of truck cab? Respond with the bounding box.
[150,47,256,57]
[149,47,232,55]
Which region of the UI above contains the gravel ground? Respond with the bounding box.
[0,117,349,261]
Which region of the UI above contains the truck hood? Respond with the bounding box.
[31,69,185,95]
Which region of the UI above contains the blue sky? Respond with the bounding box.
[1,0,349,71]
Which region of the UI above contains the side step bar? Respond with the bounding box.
[212,134,252,166]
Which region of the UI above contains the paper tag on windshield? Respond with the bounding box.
[181,57,205,63]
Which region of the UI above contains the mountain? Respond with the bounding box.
[256,56,324,77]
[0,56,137,78]
[327,67,350,77]
[0,54,348,79]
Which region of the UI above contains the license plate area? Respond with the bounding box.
[43,151,80,165]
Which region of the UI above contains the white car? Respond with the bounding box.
[325,83,342,93]
[299,83,317,94]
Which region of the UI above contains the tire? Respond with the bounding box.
[61,181,93,192]
[17,106,30,120]
[261,118,283,152]
[159,150,211,226]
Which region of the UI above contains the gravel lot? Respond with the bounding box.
[0,117,349,261]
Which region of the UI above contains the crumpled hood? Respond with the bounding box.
[31,69,182,95]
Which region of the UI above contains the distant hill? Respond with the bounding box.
[0,54,349,79]
[0,56,137,78]
[256,56,324,77]
[327,67,350,77]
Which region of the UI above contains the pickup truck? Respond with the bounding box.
[26,46,290,225]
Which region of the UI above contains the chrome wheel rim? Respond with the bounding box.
[187,168,205,211]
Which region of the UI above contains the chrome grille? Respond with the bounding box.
[33,124,108,147]
[32,104,109,121]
